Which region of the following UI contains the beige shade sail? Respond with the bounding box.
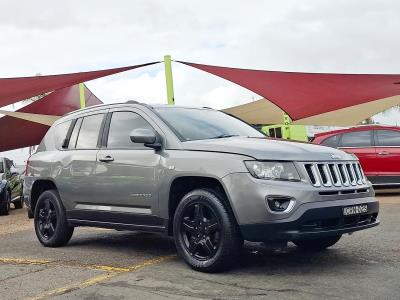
[0,110,60,126]
[223,99,284,124]
[223,96,400,126]
[293,95,400,126]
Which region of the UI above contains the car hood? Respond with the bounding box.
[182,137,355,161]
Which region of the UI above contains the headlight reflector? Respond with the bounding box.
[245,161,300,181]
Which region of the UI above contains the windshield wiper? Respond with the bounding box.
[212,134,240,139]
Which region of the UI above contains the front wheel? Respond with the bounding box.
[293,235,342,251]
[34,190,74,247]
[173,189,242,272]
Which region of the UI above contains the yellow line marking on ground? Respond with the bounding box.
[0,257,132,272]
[86,264,131,272]
[27,255,175,300]
[0,258,51,265]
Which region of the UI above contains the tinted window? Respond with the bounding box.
[321,134,340,148]
[107,112,154,149]
[0,161,3,173]
[68,118,83,149]
[75,114,104,149]
[155,107,264,141]
[376,130,400,146]
[340,131,372,147]
[54,120,72,149]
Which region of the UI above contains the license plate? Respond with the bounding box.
[343,204,368,216]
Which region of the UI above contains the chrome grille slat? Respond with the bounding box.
[339,164,350,186]
[330,164,341,187]
[310,164,321,187]
[353,163,363,184]
[347,163,357,186]
[303,161,366,188]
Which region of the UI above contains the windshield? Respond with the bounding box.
[155,107,264,141]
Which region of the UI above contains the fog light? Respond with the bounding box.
[266,195,294,212]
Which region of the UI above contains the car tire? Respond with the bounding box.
[0,191,11,216]
[173,188,242,273]
[27,208,34,219]
[14,195,24,209]
[34,189,74,247]
[293,235,342,251]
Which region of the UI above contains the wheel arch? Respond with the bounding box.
[30,179,58,213]
[167,175,238,236]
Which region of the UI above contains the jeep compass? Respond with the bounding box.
[24,101,380,272]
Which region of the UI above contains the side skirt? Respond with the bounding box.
[66,209,168,234]
[68,219,166,233]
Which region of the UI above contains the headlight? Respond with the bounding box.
[245,161,301,181]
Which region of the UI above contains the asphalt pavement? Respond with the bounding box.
[0,194,399,300]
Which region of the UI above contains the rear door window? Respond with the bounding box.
[75,114,105,149]
[376,130,400,146]
[68,118,83,149]
[321,134,340,148]
[340,130,373,147]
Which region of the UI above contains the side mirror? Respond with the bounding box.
[130,128,162,149]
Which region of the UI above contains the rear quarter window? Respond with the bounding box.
[54,120,73,150]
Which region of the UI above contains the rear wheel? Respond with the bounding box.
[0,191,11,216]
[293,235,342,251]
[173,189,242,272]
[34,190,74,247]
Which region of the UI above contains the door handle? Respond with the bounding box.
[99,155,114,162]
[378,151,389,156]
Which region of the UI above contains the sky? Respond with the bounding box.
[1,0,400,163]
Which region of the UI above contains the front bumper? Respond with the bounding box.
[222,173,379,242]
[240,198,379,241]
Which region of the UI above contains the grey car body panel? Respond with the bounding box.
[183,137,354,161]
[24,103,379,241]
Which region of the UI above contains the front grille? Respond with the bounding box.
[303,161,366,187]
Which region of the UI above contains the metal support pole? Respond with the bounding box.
[79,83,86,109]
[283,112,292,140]
[164,55,175,105]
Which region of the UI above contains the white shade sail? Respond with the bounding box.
[0,110,60,126]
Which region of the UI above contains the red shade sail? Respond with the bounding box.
[0,62,159,108]
[179,61,400,120]
[0,84,102,152]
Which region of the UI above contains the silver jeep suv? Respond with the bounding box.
[24,101,379,272]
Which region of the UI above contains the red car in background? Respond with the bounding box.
[313,125,400,188]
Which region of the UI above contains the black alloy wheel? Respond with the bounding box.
[181,202,221,260]
[34,190,74,247]
[173,189,242,272]
[37,198,57,240]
